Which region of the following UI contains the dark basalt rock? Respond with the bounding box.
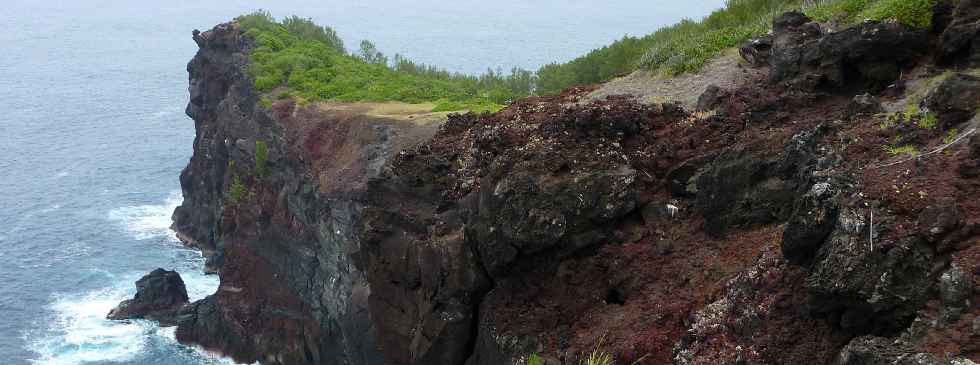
[740,35,773,67]
[781,179,841,266]
[470,162,637,275]
[806,216,937,335]
[695,126,828,237]
[917,198,962,245]
[923,73,980,129]
[767,12,929,91]
[837,336,943,365]
[938,0,980,66]
[847,93,885,120]
[696,84,728,112]
[107,268,189,326]
[959,133,980,178]
[938,264,973,324]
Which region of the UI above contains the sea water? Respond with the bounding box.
[0,0,724,363]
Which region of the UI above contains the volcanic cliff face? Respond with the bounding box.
[171,24,442,364]
[172,5,979,365]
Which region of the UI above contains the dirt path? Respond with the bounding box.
[584,49,765,109]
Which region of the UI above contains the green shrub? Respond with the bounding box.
[255,140,269,177]
[944,128,959,145]
[917,112,938,129]
[227,175,247,203]
[236,11,532,111]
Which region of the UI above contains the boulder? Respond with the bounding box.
[781,180,841,266]
[938,0,980,66]
[923,73,980,129]
[847,93,885,119]
[917,198,962,244]
[696,126,828,237]
[107,268,189,326]
[959,133,980,178]
[767,12,929,90]
[696,84,728,112]
[806,211,936,335]
[740,35,773,67]
[939,264,973,324]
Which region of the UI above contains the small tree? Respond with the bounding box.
[358,40,388,65]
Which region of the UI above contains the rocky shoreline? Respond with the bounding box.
[112,4,979,364]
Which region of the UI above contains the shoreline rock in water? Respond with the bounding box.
[107,268,189,327]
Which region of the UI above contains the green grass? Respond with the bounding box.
[238,11,532,112]
[239,0,942,107]
[944,128,959,145]
[917,112,938,129]
[535,0,941,94]
[882,144,919,156]
[808,0,938,28]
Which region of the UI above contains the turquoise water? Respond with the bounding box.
[0,1,724,364]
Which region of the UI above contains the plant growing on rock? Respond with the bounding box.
[882,143,919,156]
[255,140,269,177]
[227,175,247,204]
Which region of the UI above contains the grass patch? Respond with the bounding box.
[797,0,938,27]
[944,128,959,145]
[882,143,919,156]
[917,112,938,129]
[238,11,527,112]
[520,337,647,365]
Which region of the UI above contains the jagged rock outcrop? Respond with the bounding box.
[923,73,980,129]
[168,10,980,365]
[170,22,439,365]
[107,268,189,326]
[939,0,980,66]
[764,12,930,90]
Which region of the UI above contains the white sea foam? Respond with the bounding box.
[28,269,221,365]
[27,281,150,365]
[108,191,183,241]
[26,191,228,365]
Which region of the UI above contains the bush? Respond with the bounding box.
[236,11,530,111]
[227,175,247,204]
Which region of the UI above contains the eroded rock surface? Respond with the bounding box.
[166,11,980,365]
[107,268,189,326]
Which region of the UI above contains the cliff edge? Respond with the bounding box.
[168,5,979,365]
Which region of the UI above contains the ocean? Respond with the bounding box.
[0,0,724,363]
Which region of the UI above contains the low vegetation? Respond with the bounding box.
[254,140,269,177]
[238,11,532,112]
[227,175,247,204]
[806,0,938,28]
[520,337,646,365]
[882,143,920,156]
[535,0,941,94]
[237,0,942,109]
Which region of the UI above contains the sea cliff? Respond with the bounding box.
[161,5,979,364]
